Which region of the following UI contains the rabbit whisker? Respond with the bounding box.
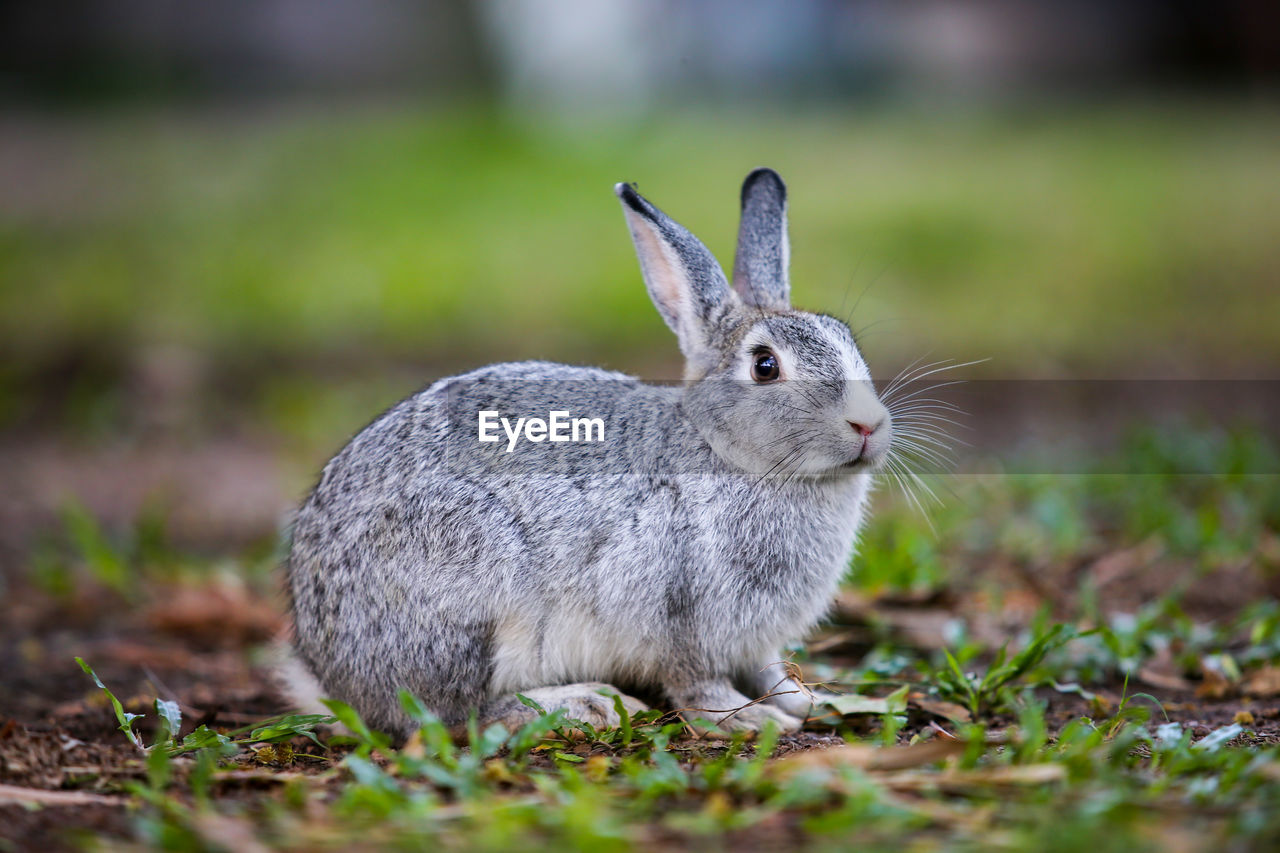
[893,425,962,451]
[878,352,936,400]
[882,378,969,410]
[879,355,964,402]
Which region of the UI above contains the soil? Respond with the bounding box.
[3,563,1277,851]
[2,384,1276,849]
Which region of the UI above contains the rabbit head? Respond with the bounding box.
[616,168,890,479]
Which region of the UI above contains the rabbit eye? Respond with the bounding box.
[751,349,780,383]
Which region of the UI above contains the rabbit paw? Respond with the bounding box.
[672,680,804,733]
[755,661,837,721]
[485,683,649,732]
[764,684,845,720]
[716,701,804,733]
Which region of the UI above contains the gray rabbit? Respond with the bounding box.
[283,169,892,738]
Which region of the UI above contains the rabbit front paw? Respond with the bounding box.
[717,701,804,733]
[755,661,838,720]
[671,680,804,733]
[483,683,649,732]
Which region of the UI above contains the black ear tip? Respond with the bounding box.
[741,167,786,205]
[615,181,648,213]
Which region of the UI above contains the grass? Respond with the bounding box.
[4,100,1279,849]
[69,627,1280,851]
[8,423,1275,850]
[74,651,1280,852]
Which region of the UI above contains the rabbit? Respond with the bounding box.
[283,168,892,739]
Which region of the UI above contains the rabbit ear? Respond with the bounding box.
[732,168,790,310]
[616,182,733,361]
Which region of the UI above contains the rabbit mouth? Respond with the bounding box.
[842,452,874,469]
[841,444,886,470]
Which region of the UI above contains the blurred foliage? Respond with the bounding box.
[854,424,1280,596]
[848,423,1280,704]
[2,101,1278,390]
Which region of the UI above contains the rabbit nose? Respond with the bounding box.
[848,421,875,437]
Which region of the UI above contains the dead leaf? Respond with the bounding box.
[1196,667,1233,701]
[831,590,875,621]
[831,591,1007,651]
[1136,666,1193,693]
[1242,666,1280,698]
[191,813,272,853]
[212,769,316,785]
[1133,644,1194,693]
[401,730,425,760]
[144,577,282,648]
[1254,761,1280,783]
[806,630,864,655]
[484,758,518,784]
[0,783,126,807]
[250,743,294,766]
[954,763,1067,786]
[1087,539,1164,588]
[812,686,909,728]
[775,736,968,775]
[884,763,1067,793]
[88,640,195,671]
[909,694,972,724]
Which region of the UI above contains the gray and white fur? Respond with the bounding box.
[284,168,892,738]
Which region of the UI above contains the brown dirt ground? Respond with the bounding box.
[4,564,1278,851]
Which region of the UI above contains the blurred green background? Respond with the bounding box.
[1,1,1278,564]
[5,107,1278,423]
[6,105,1280,364]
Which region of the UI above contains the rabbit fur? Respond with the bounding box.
[284,168,892,738]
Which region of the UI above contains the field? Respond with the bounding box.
[1,103,1278,850]
[5,429,1280,850]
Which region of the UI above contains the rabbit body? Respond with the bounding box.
[285,170,892,737]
